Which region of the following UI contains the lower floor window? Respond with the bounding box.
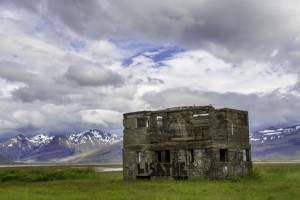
[220,149,228,162]
[186,150,194,163]
[156,150,170,163]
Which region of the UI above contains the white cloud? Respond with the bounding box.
[12,110,46,128]
[0,9,21,21]
[79,109,123,127]
[126,50,297,95]
[0,0,300,137]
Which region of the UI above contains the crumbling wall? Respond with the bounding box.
[123,106,252,180]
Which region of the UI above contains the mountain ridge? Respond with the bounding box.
[251,124,300,160]
[2,124,300,163]
[0,129,122,163]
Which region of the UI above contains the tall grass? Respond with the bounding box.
[0,163,299,200]
[0,167,95,182]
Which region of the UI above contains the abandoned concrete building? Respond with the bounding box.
[122,105,252,180]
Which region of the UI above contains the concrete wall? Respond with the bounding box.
[123,106,252,180]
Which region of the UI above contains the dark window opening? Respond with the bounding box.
[243,149,250,162]
[237,113,248,126]
[220,149,228,162]
[156,150,170,163]
[136,117,148,128]
[136,176,150,180]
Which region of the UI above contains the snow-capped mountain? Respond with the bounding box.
[68,129,122,146]
[251,125,300,144]
[0,129,122,162]
[1,134,34,149]
[0,134,37,160]
[29,134,53,147]
[251,125,300,160]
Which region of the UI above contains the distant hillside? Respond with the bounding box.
[3,124,300,162]
[57,141,123,163]
[0,130,122,163]
[0,154,13,164]
[251,125,300,160]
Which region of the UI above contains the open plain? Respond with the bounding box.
[0,163,299,200]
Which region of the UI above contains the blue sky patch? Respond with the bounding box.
[69,39,86,52]
[34,19,49,33]
[122,45,185,67]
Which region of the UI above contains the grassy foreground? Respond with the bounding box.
[0,163,299,200]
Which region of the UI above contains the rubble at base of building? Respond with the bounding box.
[122,105,252,180]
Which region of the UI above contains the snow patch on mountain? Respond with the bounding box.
[29,134,53,147]
[0,129,123,162]
[68,129,121,145]
[251,125,300,144]
[251,124,300,160]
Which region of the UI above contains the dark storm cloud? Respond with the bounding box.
[12,86,72,103]
[0,0,42,12]
[3,0,299,64]
[64,64,124,87]
[0,61,71,103]
[45,1,299,62]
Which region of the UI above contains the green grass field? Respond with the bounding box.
[0,163,299,200]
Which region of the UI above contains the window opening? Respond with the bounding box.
[237,113,248,126]
[243,149,250,162]
[156,150,170,163]
[186,150,194,163]
[220,149,228,162]
[156,116,163,128]
[136,117,148,128]
[136,151,142,163]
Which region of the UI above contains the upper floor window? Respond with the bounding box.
[237,113,248,126]
[136,117,149,128]
[156,116,163,129]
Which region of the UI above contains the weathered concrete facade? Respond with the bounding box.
[123,106,252,180]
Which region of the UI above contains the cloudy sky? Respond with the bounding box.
[0,0,300,137]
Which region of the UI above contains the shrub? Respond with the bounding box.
[0,167,96,182]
